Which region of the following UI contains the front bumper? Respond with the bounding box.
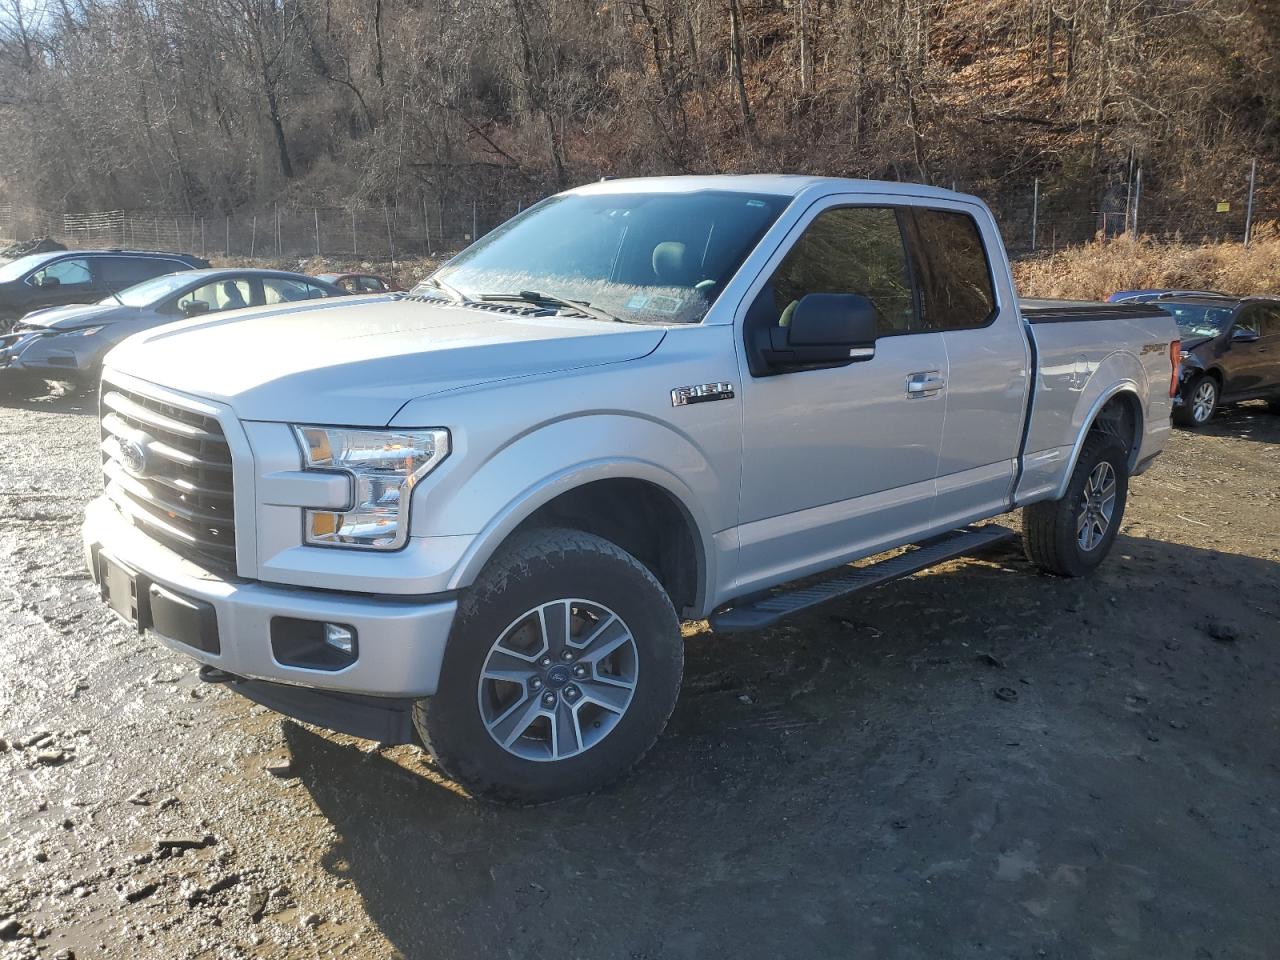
[83,496,457,701]
[0,329,95,378]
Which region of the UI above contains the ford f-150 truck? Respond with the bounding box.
[82,176,1180,802]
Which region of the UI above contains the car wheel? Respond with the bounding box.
[1175,374,1218,428]
[1021,432,1129,577]
[414,528,683,804]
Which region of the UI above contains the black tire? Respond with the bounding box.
[1266,397,1280,415]
[1174,373,1217,428]
[414,528,683,804]
[1022,432,1129,577]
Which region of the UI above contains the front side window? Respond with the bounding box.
[746,206,916,334]
[429,190,790,325]
[29,257,91,287]
[906,209,996,331]
[179,279,254,313]
[357,276,387,292]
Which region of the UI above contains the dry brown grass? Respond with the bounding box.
[1013,224,1280,301]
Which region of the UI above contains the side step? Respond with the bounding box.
[709,525,1017,633]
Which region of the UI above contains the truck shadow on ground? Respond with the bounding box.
[281,533,1280,960]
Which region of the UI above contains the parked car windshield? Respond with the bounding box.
[0,252,60,283]
[101,272,196,307]
[1156,302,1236,339]
[425,190,791,324]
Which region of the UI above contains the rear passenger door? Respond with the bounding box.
[904,206,1029,527]
[100,256,186,293]
[734,199,949,592]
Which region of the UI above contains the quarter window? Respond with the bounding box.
[262,278,330,304]
[747,207,916,334]
[906,209,997,331]
[179,279,254,313]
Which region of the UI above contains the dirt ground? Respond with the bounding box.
[1,386,1278,960]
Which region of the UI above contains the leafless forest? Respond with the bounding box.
[1,0,1278,231]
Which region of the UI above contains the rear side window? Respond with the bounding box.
[749,207,916,334]
[101,257,183,287]
[906,209,996,331]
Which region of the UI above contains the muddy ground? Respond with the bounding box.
[1,386,1278,960]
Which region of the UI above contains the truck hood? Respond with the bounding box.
[21,302,133,329]
[103,296,667,424]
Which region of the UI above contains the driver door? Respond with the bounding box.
[1222,305,1270,396]
[731,199,947,596]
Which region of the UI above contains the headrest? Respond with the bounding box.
[652,241,691,285]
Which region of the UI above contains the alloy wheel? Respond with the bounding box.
[1077,460,1117,552]
[476,599,639,762]
[1191,380,1216,423]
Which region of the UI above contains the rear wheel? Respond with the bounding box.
[414,528,683,803]
[1175,374,1218,428]
[1022,432,1129,577]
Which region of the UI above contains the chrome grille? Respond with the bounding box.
[100,385,237,573]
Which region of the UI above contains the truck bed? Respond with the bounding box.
[1015,298,1176,505]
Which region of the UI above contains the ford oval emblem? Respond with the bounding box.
[120,438,149,477]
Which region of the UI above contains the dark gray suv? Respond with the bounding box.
[0,249,210,329]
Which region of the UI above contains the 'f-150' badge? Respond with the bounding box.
[671,382,735,406]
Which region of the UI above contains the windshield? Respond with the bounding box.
[101,272,197,307]
[1157,302,1236,340]
[423,190,791,324]
[0,252,59,283]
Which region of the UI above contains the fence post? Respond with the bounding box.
[1031,178,1039,253]
[250,215,257,257]
[351,209,357,255]
[226,216,230,257]
[1136,168,1144,234]
[384,202,395,262]
[201,217,205,258]
[314,208,321,257]
[472,200,477,242]
[1245,158,1257,247]
[422,195,431,255]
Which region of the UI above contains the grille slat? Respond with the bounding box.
[101,386,237,574]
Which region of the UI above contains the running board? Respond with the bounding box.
[709,525,1017,633]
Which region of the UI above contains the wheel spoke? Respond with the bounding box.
[539,599,571,653]
[578,617,632,665]
[487,691,544,747]
[577,678,633,714]
[551,700,582,759]
[482,650,537,684]
[1077,507,1090,535]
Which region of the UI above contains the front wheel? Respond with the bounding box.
[414,528,683,803]
[1175,374,1218,428]
[1022,432,1129,577]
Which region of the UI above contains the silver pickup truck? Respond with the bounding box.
[82,176,1180,801]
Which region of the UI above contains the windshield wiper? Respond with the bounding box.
[478,290,635,324]
[423,276,471,304]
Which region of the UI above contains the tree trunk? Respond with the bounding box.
[728,0,753,137]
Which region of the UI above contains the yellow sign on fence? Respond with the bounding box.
[1217,201,1231,213]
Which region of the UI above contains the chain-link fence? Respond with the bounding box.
[0,180,1272,264]
[0,196,538,261]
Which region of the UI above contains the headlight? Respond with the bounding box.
[292,426,450,550]
[1179,350,1189,360]
[71,325,105,337]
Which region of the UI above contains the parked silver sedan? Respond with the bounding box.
[0,268,344,389]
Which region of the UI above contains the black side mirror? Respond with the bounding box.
[36,275,60,289]
[181,300,211,318]
[1231,326,1259,343]
[761,293,879,372]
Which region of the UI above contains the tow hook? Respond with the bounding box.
[198,665,237,684]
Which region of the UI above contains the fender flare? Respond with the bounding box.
[1051,380,1145,500]
[445,457,716,612]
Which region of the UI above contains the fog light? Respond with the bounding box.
[270,617,359,671]
[324,623,356,656]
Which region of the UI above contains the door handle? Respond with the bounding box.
[906,371,946,398]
